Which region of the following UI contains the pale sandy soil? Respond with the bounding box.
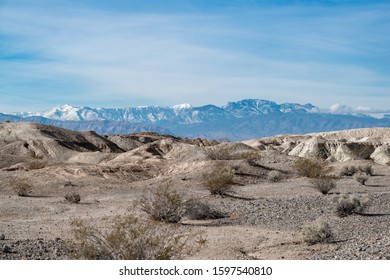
[0,122,389,260]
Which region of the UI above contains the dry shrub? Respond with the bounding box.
[358,164,373,176]
[340,165,372,177]
[302,218,333,245]
[13,180,33,197]
[239,150,261,161]
[184,199,227,220]
[202,165,234,196]
[205,145,233,160]
[139,183,185,223]
[339,165,358,176]
[309,177,336,195]
[68,215,204,260]
[354,172,369,185]
[293,158,333,178]
[27,160,46,170]
[334,194,370,217]
[267,170,283,182]
[65,192,81,204]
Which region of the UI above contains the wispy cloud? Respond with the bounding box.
[0,0,389,112]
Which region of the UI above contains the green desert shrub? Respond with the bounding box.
[202,165,235,196]
[302,218,333,245]
[139,183,186,223]
[68,214,204,260]
[334,194,370,217]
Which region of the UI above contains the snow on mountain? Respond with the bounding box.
[17,99,318,124]
[4,99,390,140]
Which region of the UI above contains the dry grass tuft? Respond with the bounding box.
[184,199,227,220]
[267,170,283,182]
[334,194,370,217]
[65,192,81,204]
[309,177,337,195]
[302,218,333,245]
[68,214,205,260]
[139,183,186,223]
[202,165,235,196]
[293,158,333,178]
[13,180,33,197]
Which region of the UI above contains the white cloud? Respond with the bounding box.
[0,1,389,112]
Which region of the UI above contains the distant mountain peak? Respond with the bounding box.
[2,98,390,141]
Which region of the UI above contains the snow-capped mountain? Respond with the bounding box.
[5,99,390,140]
[14,99,319,124]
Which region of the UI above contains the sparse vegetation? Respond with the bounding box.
[184,199,227,220]
[13,181,33,197]
[267,170,283,182]
[340,165,358,176]
[334,194,370,217]
[309,177,337,195]
[27,160,46,170]
[68,214,204,260]
[65,192,81,204]
[293,157,332,178]
[355,172,369,185]
[340,164,373,177]
[202,165,235,196]
[358,164,373,176]
[139,183,186,223]
[302,218,333,245]
[239,150,261,162]
[206,145,233,160]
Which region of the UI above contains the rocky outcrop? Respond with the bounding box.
[244,128,390,165]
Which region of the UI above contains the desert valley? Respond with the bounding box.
[0,121,389,260]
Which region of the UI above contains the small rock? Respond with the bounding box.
[0,233,5,240]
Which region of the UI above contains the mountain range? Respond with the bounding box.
[2,99,390,140]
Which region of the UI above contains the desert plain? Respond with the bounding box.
[0,122,389,260]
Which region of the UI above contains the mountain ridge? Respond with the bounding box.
[3,99,390,140]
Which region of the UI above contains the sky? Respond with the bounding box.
[0,0,389,113]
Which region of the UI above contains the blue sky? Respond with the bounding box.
[0,0,389,113]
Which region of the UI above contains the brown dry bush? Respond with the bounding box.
[202,165,235,196]
[309,177,337,195]
[68,215,204,260]
[340,164,373,177]
[239,150,261,162]
[205,145,233,160]
[13,180,33,197]
[293,157,333,178]
[139,183,186,223]
[65,192,81,204]
[184,199,227,220]
[334,194,370,217]
[339,165,358,176]
[358,164,373,176]
[267,170,283,182]
[302,218,333,245]
[354,172,369,185]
